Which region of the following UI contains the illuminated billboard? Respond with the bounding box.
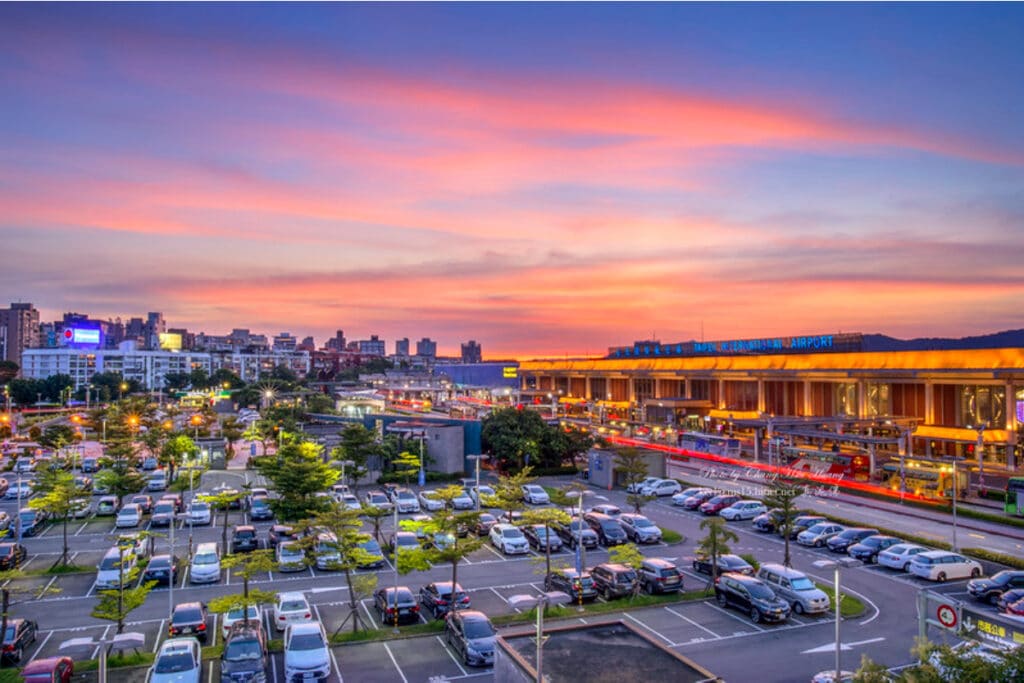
[503,366,518,379]
[63,327,101,346]
[159,333,183,351]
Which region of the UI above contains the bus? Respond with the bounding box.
[1006,477,1024,517]
[780,446,870,480]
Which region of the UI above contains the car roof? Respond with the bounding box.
[288,622,322,635]
[642,558,675,569]
[21,657,70,673]
[759,563,805,578]
[174,601,203,610]
[919,550,961,558]
[159,639,198,653]
[279,591,307,601]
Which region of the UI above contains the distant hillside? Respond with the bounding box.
[862,329,1024,352]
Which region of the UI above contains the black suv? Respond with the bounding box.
[419,581,471,619]
[169,602,210,643]
[554,519,599,549]
[150,500,176,527]
[638,558,683,594]
[582,512,628,547]
[220,622,269,683]
[231,525,259,553]
[591,563,638,600]
[142,554,179,586]
[968,570,1024,605]
[544,569,598,602]
[714,572,790,624]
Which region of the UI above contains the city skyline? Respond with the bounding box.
[3,4,1023,358]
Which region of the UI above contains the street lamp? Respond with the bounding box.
[60,632,145,683]
[508,591,573,682]
[813,557,862,683]
[119,382,128,401]
[564,490,606,578]
[970,422,988,495]
[467,455,488,510]
[190,414,203,440]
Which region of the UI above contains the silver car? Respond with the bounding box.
[151,637,201,683]
[618,514,662,544]
[284,621,331,682]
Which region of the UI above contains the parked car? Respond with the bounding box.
[997,588,1024,613]
[521,484,550,505]
[451,490,475,510]
[671,487,713,507]
[142,554,179,586]
[169,602,210,642]
[472,512,499,536]
[231,525,259,553]
[848,535,903,563]
[277,541,307,573]
[128,494,153,514]
[14,458,35,474]
[187,501,212,526]
[469,485,495,505]
[715,572,791,624]
[589,503,622,517]
[583,512,628,547]
[797,523,846,548]
[283,621,331,683]
[80,457,98,473]
[313,533,341,570]
[877,543,930,571]
[700,494,741,515]
[357,539,386,569]
[338,494,360,512]
[757,563,830,615]
[220,622,268,683]
[720,500,768,522]
[151,637,201,683]
[0,617,37,663]
[96,495,120,516]
[96,545,137,589]
[69,497,92,519]
[444,609,496,668]
[554,519,599,549]
[141,456,159,471]
[115,503,143,529]
[638,558,683,594]
[189,542,221,584]
[389,531,421,555]
[591,563,639,600]
[119,531,152,560]
[374,586,420,625]
[5,481,31,501]
[909,550,983,582]
[20,656,74,683]
[274,592,312,632]
[420,581,471,619]
[640,478,682,497]
[147,471,168,492]
[967,570,1024,605]
[752,509,786,533]
[692,553,754,576]
[249,496,274,520]
[364,490,393,512]
[418,490,445,512]
[627,477,662,494]
[544,568,598,602]
[18,508,47,537]
[522,524,563,552]
[827,528,879,553]
[618,513,662,544]
[489,523,529,555]
[150,500,176,527]
[161,493,184,513]
[220,605,262,640]
[393,488,420,513]
[269,524,296,548]
[784,515,827,540]
[0,542,27,570]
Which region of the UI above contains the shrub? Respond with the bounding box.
[961,547,1024,570]
[739,553,760,571]
[377,471,463,485]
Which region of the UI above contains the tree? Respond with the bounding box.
[294,506,379,635]
[539,428,594,469]
[209,550,277,631]
[696,517,738,588]
[361,503,392,547]
[482,466,535,524]
[305,393,335,415]
[91,538,156,634]
[762,480,804,568]
[189,367,211,390]
[221,418,245,461]
[210,369,243,389]
[37,424,77,451]
[614,446,654,513]
[608,543,647,599]
[7,378,41,406]
[522,506,572,579]
[853,639,1024,682]
[163,372,192,392]
[0,361,18,385]
[0,568,60,662]
[29,470,89,566]
[253,441,337,521]
[198,489,245,556]
[481,408,547,471]
[392,451,421,487]
[334,423,385,491]
[161,434,199,483]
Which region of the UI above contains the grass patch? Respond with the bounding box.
[814,582,865,618]
[330,618,446,645]
[76,652,154,672]
[0,669,22,683]
[660,528,684,544]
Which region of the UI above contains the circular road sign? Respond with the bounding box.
[937,604,957,629]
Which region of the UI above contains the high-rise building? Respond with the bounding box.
[298,336,316,352]
[0,303,40,371]
[358,335,386,356]
[325,330,346,351]
[144,312,166,349]
[461,340,482,363]
[395,338,410,356]
[273,332,297,351]
[416,337,437,358]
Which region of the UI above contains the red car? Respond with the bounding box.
[699,495,740,516]
[1006,597,1024,617]
[20,656,73,683]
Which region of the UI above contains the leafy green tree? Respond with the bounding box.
[91,539,156,634]
[221,418,245,461]
[270,364,300,385]
[254,441,337,520]
[481,408,547,471]
[209,550,277,633]
[392,451,421,487]
[0,361,18,385]
[189,367,211,390]
[304,393,335,414]
[7,378,42,406]
[210,369,244,389]
[334,423,385,490]
[539,427,594,469]
[38,424,77,451]
[362,503,392,547]
[198,489,245,556]
[161,434,199,482]
[763,480,804,568]
[853,638,1024,682]
[163,372,192,392]
[696,517,738,588]
[522,506,571,578]
[29,470,89,566]
[483,465,535,524]
[613,446,654,513]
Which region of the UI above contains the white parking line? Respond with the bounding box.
[74,522,89,536]
[703,601,765,631]
[29,629,53,661]
[488,587,509,605]
[359,599,377,628]
[664,606,720,638]
[329,645,342,683]
[152,620,166,652]
[381,642,409,683]
[622,612,676,645]
[436,634,468,677]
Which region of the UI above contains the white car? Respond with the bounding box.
[284,621,331,683]
[452,490,475,510]
[877,543,930,571]
[187,501,212,526]
[5,482,31,500]
[189,542,221,584]
[719,500,768,521]
[908,550,982,582]
[672,488,712,506]
[418,490,444,512]
[329,484,350,502]
[639,479,682,497]
[274,591,313,632]
[339,494,361,512]
[393,489,420,513]
[151,637,201,683]
[626,477,661,494]
[489,523,529,555]
[364,491,393,512]
[220,605,261,639]
[115,503,143,529]
[96,545,137,589]
[521,485,550,505]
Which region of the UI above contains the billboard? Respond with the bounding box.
[63,326,101,346]
[503,366,518,379]
[159,333,183,351]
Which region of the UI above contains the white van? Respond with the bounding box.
[96,546,137,589]
[189,542,221,584]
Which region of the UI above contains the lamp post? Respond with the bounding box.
[814,558,861,683]
[467,455,488,510]
[418,431,425,488]
[119,382,128,401]
[508,592,573,682]
[972,423,988,495]
[101,418,107,444]
[392,499,400,634]
[15,470,23,542]
[566,490,606,578]
[951,457,960,552]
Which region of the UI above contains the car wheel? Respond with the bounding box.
[693,561,701,573]
[716,592,727,607]
[971,567,981,578]
[750,607,762,624]
[903,562,911,572]
[793,602,804,615]
[815,540,823,548]
[645,582,655,595]
[936,572,947,582]
[13,647,23,663]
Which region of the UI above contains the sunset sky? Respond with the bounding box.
[2,3,1023,358]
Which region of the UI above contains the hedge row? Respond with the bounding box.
[960,547,1024,570]
[377,471,464,485]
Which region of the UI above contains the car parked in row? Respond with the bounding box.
[490,523,529,555]
[797,522,846,548]
[142,554,179,586]
[521,484,550,505]
[18,508,47,537]
[544,568,598,602]
[96,546,137,589]
[274,592,312,632]
[150,500,176,527]
[269,525,297,548]
[444,609,496,668]
[374,586,420,625]
[967,570,1024,605]
[756,564,830,615]
[0,617,38,664]
[249,497,274,521]
[848,535,902,563]
[115,503,143,529]
[231,525,259,553]
[472,512,499,536]
[627,477,661,494]
[0,542,27,570]
[720,500,767,521]
[876,543,930,571]
[997,589,1024,613]
[700,494,741,516]
[389,531,421,555]
[715,572,791,624]
[364,490,393,512]
[220,622,269,683]
[169,602,209,643]
[589,503,622,517]
[909,551,982,582]
[692,554,754,576]
[523,524,563,552]
[591,563,638,600]
[418,490,445,512]
[96,496,120,516]
[420,581,471,619]
[554,519,599,549]
[151,638,201,683]
[277,541,307,572]
[784,515,826,540]
[129,494,153,514]
[220,605,262,640]
[639,478,682,497]
[638,558,683,594]
[20,656,73,683]
[284,621,331,683]
[189,542,221,584]
[187,501,212,526]
[752,508,786,533]
[672,487,713,507]
[826,528,878,553]
[618,513,662,544]
[583,512,628,547]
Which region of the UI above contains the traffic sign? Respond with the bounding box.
[937,604,957,629]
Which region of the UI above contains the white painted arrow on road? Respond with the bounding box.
[801,637,885,654]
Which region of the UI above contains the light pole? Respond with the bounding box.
[60,632,144,683]
[15,470,22,542]
[101,418,107,444]
[467,455,488,510]
[972,422,988,495]
[417,431,426,488]
[119,382,128,401]
[508,592,573,682]
[566,490,605,577]
[814,558,861,683]
[951,457,960,551]
[392,500,400,634]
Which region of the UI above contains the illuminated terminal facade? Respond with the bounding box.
[519,332,1024,473]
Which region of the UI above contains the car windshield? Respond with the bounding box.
[2,626,13,641]
[369,494,387,503]
[464,619,495,640]
[99,555,121,570]
[149,557,170,569]
[280,600,307,612]
[749,584,775,600]
[280,546,303,558]
[235,530,255,538]
[192,503,209,512]
[154,504,173,514]
[633,518,656,528]
[601,522,621,533]
[172,608,201,624]
[155,652,195,673]
[397,492,414,500]
[791,577,816,591]
[289,632,325,651]
[225,638,263,661]
[806,524,828,533]
[502,529,523,538]
[533,527,550,538]
[864,537,883,547]
[19,511,35,521]
[229,606,259,620]
[194,552,217,565]
[361,540,382,554]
